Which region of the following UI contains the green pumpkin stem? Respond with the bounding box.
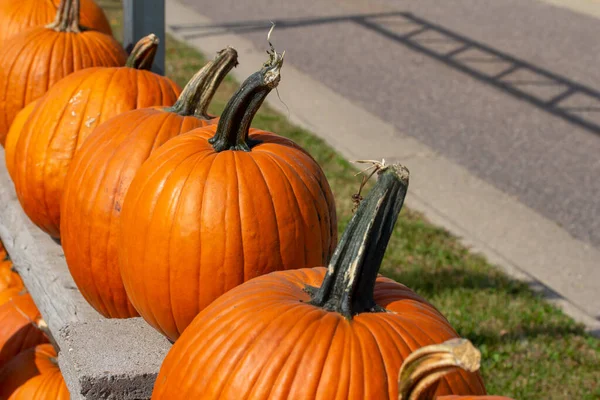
[209,45,284,152]
[168,47,239,119]
[397,339,481,400]
[125,34,159,70]
[47,0,81,33]
[308,163,409,318]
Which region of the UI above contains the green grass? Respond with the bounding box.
[100,2,600,398]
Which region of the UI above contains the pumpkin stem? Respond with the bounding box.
[397,339,481,400]
[47,0,81,33]
[168,47,239,119]
[209,32,284,152]
[308,163,409,318]
[125,34,160,70]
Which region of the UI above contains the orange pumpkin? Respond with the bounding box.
[120,48,337,341]
[8,368,68,400]
[0,287,25,307]
[152,164,485,399]
[0,0,127,143]
[0,344,58,399]
[0,0,112,44]
[397,339,512,400]
[0,259,24,294]
[61,48,238,319]
[12,34,181,238]
[4,100,38,180]
[0,292,48,367]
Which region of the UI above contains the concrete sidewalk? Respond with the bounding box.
[165,0,600,335]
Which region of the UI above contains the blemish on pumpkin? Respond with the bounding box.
[85,116,97,128]
[68,90,83,105]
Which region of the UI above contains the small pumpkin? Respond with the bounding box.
[4,100,38,180]
[12,34,181,238]
[152,164,485,399]
[120,47,337,341]
[398,339,513,400]
[0,0,112,44]
[0,0,127,143]
[61,47,239,319]
[0,292,49,368]
[0,343,58,399]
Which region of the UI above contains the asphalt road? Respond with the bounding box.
[181,0,600,248]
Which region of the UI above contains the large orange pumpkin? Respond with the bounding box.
[12,34,181,238]
[152,164,486,399]
[61,47,238,319]
[4,100,38,180]
[0,0,112,44]
[0,0,127,143]
[120,48,337,341]
[0,293,49,367]
[0,343,58,399]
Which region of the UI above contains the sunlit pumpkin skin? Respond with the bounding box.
[0,259,24,293]
[0,344,57,399]
[152,165,485,399]
[12,34,181,238]
[0,0,127,143]
[120,49,337,341]
[0,0,112,44]
[0,293,49,368]
[61,48,238,319]
[5,100,38,180]
[8,369,68,400]
[0,287,25,307]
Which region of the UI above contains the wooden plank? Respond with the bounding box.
[123,0,166,75]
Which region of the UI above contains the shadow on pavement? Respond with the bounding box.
[170,11,600,136]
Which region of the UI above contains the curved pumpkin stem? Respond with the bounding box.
[209,30,284,152]
[307,163,409,318]
[397,339,481,400]
[47,0,81,33]
[168,47,238,119]
[125,34,160,70]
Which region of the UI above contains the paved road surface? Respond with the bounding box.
[180,0,600,249]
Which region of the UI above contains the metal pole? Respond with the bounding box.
[123,0,165,75]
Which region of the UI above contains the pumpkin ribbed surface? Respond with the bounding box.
[152,269,485,399]
[0,344,58,399]
[0,0,112,44]
[5,100,37,179]
[13,58,181,238]
[0,10,126,142]
[120,129,337,340]
[8,370,68,400]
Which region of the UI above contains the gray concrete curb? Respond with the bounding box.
[0,148,171,399]
[166,0,600,336]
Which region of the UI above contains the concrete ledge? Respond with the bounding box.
[0,148,171,399]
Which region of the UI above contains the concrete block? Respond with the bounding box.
[0,148,171,399]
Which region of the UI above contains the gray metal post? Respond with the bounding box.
[123,0,166,75]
